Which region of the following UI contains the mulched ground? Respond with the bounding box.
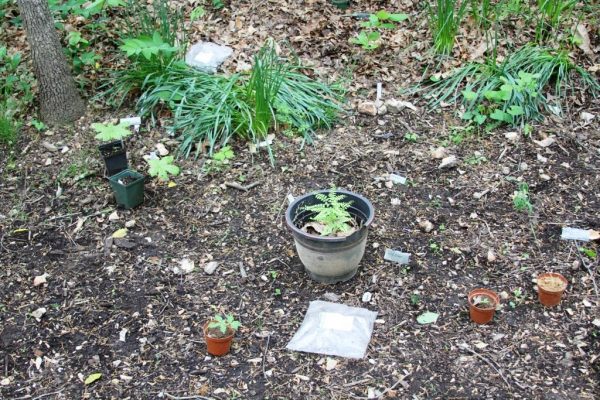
[1,1,599,399]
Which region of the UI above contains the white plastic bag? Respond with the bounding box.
[286,300,377,359]
[185,42,233,73]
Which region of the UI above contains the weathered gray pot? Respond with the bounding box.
[285,190,374,284]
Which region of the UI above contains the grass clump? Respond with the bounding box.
[416,46,599,128]
[427,0,468,55]
[136,43,342,159]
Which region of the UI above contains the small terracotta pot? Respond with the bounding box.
[203,322,235,356]
[537,272,568,307]
[468,288,499,324]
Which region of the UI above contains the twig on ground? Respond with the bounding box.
[14,389,65,400]
[163,392,213,400]
[225,181,262,192]
[458,343,526,391]
[573,242,599,296]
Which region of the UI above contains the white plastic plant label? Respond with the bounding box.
[286,300,377,359]
[384,249,410,264]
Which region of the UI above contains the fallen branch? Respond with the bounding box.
[163,392,212,400]
[458,343,526,391]
[225,181,262,192]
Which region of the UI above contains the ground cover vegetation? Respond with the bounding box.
[0,0,599,398]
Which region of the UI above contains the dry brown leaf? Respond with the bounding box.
[573,24,594,56]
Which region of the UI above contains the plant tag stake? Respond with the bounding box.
[384,249,410,264]
[376,82,383,102]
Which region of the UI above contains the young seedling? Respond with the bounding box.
[473,294,494,309]
[208,313,241,337]
[512,182,533,213]
[92,122,132,142]
[147,156,180,181]
[303,189,354,236]
[204,145,235,173]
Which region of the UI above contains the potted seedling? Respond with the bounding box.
[468,288,499,324]
[285,188,374,283]
[108,156,180,209]
[537,272,568,307]
[93,122,132,177]
[203,313,241,356]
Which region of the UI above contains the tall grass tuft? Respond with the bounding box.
[535,0,576,42]
[136,44,342,159]
[414,45,600,122]
[428,0,469,54]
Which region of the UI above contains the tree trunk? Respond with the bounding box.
[17,0,85,125]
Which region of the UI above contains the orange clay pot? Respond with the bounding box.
[204,322,235,356]
[468,288,499,325]
[537,273,568,307]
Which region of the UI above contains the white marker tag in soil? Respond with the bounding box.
[286,300,377,359]
[561,227,600,242]
[384,249,410,264]
[389,174,407,185]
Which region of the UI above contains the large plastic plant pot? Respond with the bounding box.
[108,169,145,209]
[99,140,128,177]
[285,189,374,284]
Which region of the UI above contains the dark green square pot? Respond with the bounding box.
[108,169,145,209]
[330,0,350,9]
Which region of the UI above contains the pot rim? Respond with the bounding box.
[203,321,235,341]
[468,288,500,308]
[285,189,374,243]
[109,169,145,187]
[537,272,568,292]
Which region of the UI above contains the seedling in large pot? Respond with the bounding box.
[93,122,132,177]
[204,313,241,356]
[285,188,374,284]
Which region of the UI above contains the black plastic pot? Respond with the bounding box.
[285,189,374,283]
[108,169,145,209]
[330,0,350,9]
[99,140,128,177]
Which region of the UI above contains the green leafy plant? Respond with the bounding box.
[404,132,418,142]
[208,313,241,335]
[147,156,180,181]
[92,122,132,141]
[120,32,178,60]
[509,288,525,308]
[302,189,354,236]
[414,46,600,129]
[350,30,381,50]
[512,182,533,213]
[579,247,597,259]
[204,145,235,173]
[427,0,468,54]
[0,111,18,147]
[350,10,408,50]
[136,42,341,159]
[360,10,409,29]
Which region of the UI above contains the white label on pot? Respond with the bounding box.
[384,249,410,264]
[319,312,354,332]
[287,194,295,204]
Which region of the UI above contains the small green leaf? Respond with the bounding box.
[375,10,390,20]
[92,122,132,142]
[147,156,180,181]
[474,114,487,125]
[507,105,524,116]
[389,13,409,22]
[490,109,511,123]
[416,311,439,325]
[84,372,102,385]
[461,90,477,102]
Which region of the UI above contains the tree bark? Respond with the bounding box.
[17,0,85,125]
